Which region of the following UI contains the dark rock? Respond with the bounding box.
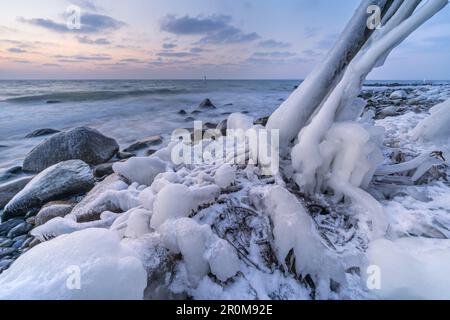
[0,239,13,247]
[254,116,269,127]
[178,109,188,115]
[35,203,74,226]
[191,110,202,115]
[0,219,24,237]
[46,100,62,104]
[0,247,16,259]
[26,216,36,225]
[146,149,157,156]
[278,98,284,102]
[117,151,135,160]
[11,235,28,249]
[2,160,94,221]
[94,163,114,178]
[19,237,33,250]
[0,167,24,183]
[198,98,216,109]
[217,119,227,136]
[0,177,34,209]
[23,127,119,173]
[0,259,14,273]
[7,222,33,238]
[203,122,217,130]
[224,103,233,107]
[25,128,60,138]
[123,136,163,153]
[184,117,195,122]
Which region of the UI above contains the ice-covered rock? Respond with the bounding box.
[23,127,119,173]
[411,98,450,142]
[2,160,94,221]
[113,157,166,186]
[31,212,120,241]
[0,228,147,299]
[70,174,130,222]
[389,90,407,100]
[214,164,236,189]
[35,202,74,226]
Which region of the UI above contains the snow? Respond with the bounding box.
[0,228,147,300]
[366,237,450,300]
[113,157,167,186]
[214,164,236,189]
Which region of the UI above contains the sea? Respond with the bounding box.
[1,79,449,170]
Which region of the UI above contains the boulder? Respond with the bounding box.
[7,222,32,238]
[94,163,114,178]
[0,177,34,209]
[23,127,119,172]
[123,136,163,153]
[25,128,60,138]
[2,160,94,221]
[35,203,74,226]
[178,110,188,115]
[0,219,24,237]
[198,99,216,109]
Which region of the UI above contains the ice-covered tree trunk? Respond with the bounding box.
[267,0,396,150]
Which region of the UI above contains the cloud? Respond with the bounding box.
[157,51,197,58]
[252,51,296,58]
[160,14,260,44]
[258,39,291,48]
[76,35,111,45]
[120,58,146,63]
[42,63,61,67]
[69,0,101,12]
[19,13,125,34]
[190,47,205,53]
[13,59,30,64]
[55,54,112,63]
[162,43,177,49]
[7,47,26,53]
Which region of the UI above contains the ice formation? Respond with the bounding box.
[113,157,167,186]
[159,218,240,286]
[214,164,236,189]
[0,228,147,300]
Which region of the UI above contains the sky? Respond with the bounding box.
[0,0,449,80]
